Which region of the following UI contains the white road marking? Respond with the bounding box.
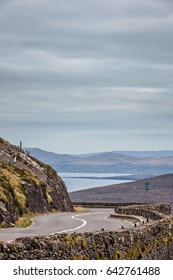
[57,214,87,233]
[57,211,113,234]
[104,215,110,219]
[2,210,132,241]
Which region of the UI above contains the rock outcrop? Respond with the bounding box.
[0,137,74,226]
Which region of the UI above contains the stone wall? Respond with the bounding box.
[73,202,144,208]
[114,203,171,217]
[0,204,172,260]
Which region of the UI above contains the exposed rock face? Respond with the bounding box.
[0,201,18,226]
[0,137,74,226]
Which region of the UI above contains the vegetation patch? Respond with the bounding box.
[14,212,39,228]
[73,206,90,213]
[0,166,26,214]
[45,185,53,204]
[125,241,147,260]
[0,163,54,222]
[72,255,89,260]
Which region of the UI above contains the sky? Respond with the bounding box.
[0,0,173,154]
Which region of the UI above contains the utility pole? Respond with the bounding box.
[144,181,151,207]
[144,182,151,221]
[19,140,22,150]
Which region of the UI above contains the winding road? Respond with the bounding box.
[0,208,134,242]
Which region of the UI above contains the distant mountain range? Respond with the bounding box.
[24,148,173,175]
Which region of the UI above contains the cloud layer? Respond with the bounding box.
[0,0,173,152]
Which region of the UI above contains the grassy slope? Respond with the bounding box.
[0,162,52,215]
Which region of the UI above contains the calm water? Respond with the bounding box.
[59,172,133,192]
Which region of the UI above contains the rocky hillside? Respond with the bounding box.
[0,137,74,227]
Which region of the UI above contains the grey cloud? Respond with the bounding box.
[0,0,173,152]
[0,0,173,89]
[0,87,171,125]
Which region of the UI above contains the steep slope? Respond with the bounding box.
[0,137,74,227]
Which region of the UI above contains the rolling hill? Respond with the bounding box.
[69,173,173,212]
[25,148,173,175]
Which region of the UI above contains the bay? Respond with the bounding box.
[59,172,134,192]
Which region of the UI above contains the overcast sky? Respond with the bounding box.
[0,0,173,153]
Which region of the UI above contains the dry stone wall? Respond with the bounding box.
[0,204,172,260]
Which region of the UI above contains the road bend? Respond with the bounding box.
[0,208,134,242]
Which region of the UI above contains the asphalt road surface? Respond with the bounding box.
[0,208,134,242]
